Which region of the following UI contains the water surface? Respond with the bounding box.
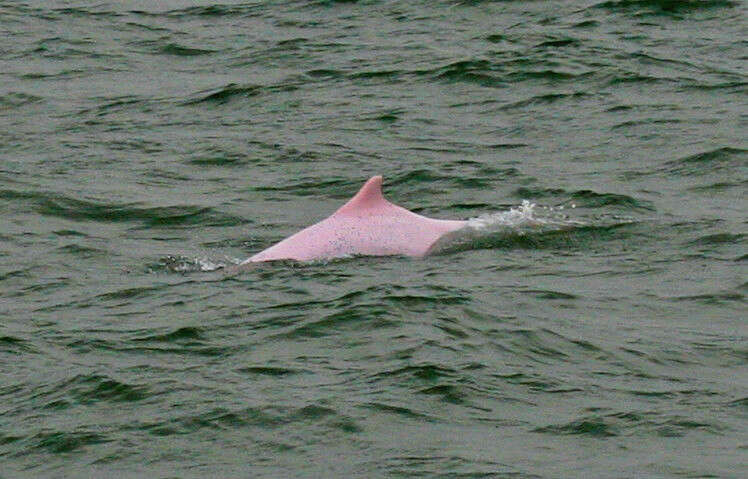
[1,1,746,477]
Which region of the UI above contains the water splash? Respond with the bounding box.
[467,200,585,231]
[429,200,588,255]
[150,255,232,273]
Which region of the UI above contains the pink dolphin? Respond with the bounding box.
[241,175,467,264]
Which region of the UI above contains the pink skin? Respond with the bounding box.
[243,175,467,263]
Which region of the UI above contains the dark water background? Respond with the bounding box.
[1,1,746,477]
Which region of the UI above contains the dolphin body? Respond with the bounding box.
[240,175,467,264]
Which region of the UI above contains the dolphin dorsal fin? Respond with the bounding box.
[335,175,390,215]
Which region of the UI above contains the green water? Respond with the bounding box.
[1,1,746,477]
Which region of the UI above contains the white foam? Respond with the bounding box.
[194,257,223,272]
[466,200,584,231]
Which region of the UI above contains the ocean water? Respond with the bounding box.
[1,1,746,477]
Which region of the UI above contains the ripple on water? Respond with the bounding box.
[593,0,740,16]
[0,335,34,355]
[29,430,111,454]
[1,188,247,228]
[534,410,726,439]
[662,147,747,177]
